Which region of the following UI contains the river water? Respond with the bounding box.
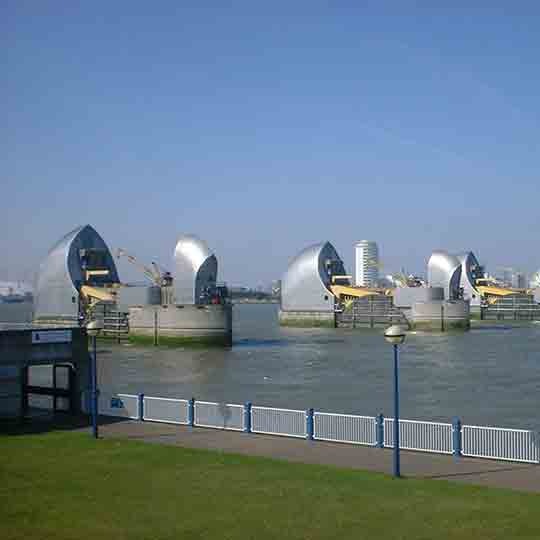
[98,304,540,430]
[2,302,539,429]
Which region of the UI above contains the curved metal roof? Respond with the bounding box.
[34,224,119,320]
[531,271,540,289]
[427,251,462,300]
[174,234,214,272]
[173,234,218,305]
[456,251,483,305]
[281,241,346,312]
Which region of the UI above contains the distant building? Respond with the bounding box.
[0,281,33,298]
[511,272,527,289]
[355,240,379,287]
[502,270,513,288]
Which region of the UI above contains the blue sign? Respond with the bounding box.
[111,397,124,409]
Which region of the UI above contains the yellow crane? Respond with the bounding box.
[115,248,168,286]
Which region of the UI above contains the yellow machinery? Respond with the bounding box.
[329,285,380,311]
[472,277,528,305]
[115,248,174,305]
[476,284,521,305]
[330,284,383,299]
[329,272,395,310]
[115,248,164,285]
[80,285,116,303]
[79,284,119,318]
[330,275,392,302]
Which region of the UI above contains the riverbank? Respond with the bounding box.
[2,430,539,540]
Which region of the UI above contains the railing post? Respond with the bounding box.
[153,309,158,346]
[188,397,195,427]
[137,394,144,422]
[376,414,384,448]
[306,408,314,441]
[244,401,252,433]
[452,417,462,457]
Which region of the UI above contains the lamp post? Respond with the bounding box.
[86,319,103,439]
[384,325,407,478]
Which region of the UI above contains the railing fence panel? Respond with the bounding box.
[143,396,189,425]
[313,412,377,446]
[384,418,453,454]
[251,406,306,438]
[462,425,540,463]
[194,401,244,431]
[84,392,139,419]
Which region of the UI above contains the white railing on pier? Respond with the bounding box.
[313,412,377,446]
[384,418,453,454]
[194,401,244,431]
[462,425,540,464]
[251,406,306,438]
[143,396,189,425]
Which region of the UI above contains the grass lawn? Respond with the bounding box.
[1,431,539,540]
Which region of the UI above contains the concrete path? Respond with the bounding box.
[98,420,540,494]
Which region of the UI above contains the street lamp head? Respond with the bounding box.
[86,319,104,337]
[384,324,407,345]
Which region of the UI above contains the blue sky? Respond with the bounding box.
[2,2,540,286]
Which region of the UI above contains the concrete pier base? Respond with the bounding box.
[128,304,233,346]
[278,310,335,328]
[410,300,470,331]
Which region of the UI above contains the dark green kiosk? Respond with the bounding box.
[0,324,89,422]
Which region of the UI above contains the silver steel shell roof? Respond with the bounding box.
[173,234,218,305]
[281,241,346,312]
[34,225,119,320]
[427,250,462,300]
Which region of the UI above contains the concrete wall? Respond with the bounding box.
[393,287,444,308]
[411,300,470,331]
[278,310,335,328]
[116,285,161,312]
[0,365,22,417]
[129,304,233,345]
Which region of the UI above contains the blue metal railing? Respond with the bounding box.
[84,391,540,465]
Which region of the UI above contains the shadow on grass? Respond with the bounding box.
[423,463,536,480]
[0,413,130,437]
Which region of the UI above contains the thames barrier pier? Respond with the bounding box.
[33,226,232,347]
[128,234,232,346]
[279,242,345,328]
